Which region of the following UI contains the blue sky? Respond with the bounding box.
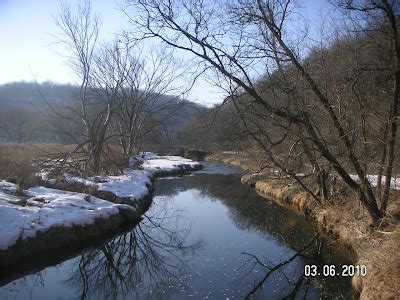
[0,0,333,106]
[0,0,126,83]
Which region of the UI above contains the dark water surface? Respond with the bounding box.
[0,162,352,299]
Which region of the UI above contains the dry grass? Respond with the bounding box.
[318,198,400,299]
[0,143,131,184]
[206,151,269,173]
[0,143,74,187]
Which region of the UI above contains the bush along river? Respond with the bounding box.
[0,162,353,299]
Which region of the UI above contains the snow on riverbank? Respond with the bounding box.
[95,169,152,201]
[350,174,400,190]
[0,153,201,251]
[62,154,200,203]
[0,154,200,253]
[137,155,199,173]
[0,184,134,250]
[0,180,17,193]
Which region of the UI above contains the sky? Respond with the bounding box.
[0,0,333,106]
[0,0,126,84]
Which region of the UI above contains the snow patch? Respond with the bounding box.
[140,155,199,173]
[350,174,400,190]
[95,169,152,201]
[0,180,17,193]
[0,187,134,250]
[63,173,96,187]
[59,155,200,203]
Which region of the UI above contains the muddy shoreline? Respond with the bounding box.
[206,152,400,299]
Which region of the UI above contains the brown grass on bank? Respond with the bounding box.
[316,195,400,299]
[0,143,132,182]
[0,143,74,187]
[206,151,269,173]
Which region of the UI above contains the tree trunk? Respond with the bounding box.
[380,0,400,214]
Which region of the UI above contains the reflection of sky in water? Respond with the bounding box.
[0,166,350,299]
[161,188,313,299]
[2,259,78,299]
[192,161,244,175]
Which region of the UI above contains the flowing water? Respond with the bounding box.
[0,162,352,299]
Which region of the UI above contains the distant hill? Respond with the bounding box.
[0,81,78,108]
[0,81,204,143]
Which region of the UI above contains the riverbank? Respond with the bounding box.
[206,152,400,299]
[0,153,201,270]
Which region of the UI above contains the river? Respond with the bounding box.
[0,162,352,299]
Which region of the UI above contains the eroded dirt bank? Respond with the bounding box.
[206,152,400,299]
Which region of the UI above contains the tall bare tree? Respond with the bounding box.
[336,0,400,213]
[51,0,188,173]
[127,0,399,224]
[54,0,103,172]
[111,44,185,156]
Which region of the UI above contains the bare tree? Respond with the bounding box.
[64,200,201,299]
[49,1,189,173]
[111,44,185,156]
[335,0,400,213]
[0,108,35,143]
[127,0,399,224]
[53,0,103,172]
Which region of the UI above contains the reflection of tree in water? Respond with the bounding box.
[155,174,353,299]
[64,198,202,299]
[239,234,353,299]
[155,174,315,250]
[241,234,319,299]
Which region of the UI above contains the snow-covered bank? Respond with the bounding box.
[62,169,153,204]
[350,174,400,190]
[59,154,201,204]
[0,154,200,261]
[0,183,134,251]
